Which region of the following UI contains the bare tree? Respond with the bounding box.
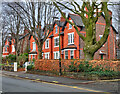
[53,0,111,60]
[7,1,60,59]
[2,3,24,60]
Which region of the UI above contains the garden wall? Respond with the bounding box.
[35,59,120,72]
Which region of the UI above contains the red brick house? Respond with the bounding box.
[2,30,30,57]
[29,12,118,60]
[2,37,15,57]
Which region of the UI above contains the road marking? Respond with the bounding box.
[52,81,58,83]
[36,79,40,80]
[41,81,105,93]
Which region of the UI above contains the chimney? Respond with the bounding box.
[60,12,66,22]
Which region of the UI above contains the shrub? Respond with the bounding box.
[17,53,28,66]
[27,65,34,70]
[87,71,120,77]
[68,60,77,72]
[78,61,94,72]
[6,54,16,63]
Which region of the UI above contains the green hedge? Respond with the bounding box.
[27,65,34,70]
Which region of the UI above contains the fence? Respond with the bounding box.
[35,59,120,72]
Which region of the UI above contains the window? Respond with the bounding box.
[54,37,59,47]
[45,39,49,49]
[54,51,59,59]
[69,20,72,29]
[70,50,74,59]
[12,45,15,52]
[65,50,68,59]
[5,47,7,52]
[68,33,74,45]
[99,35,104,47]
[32,42,36,51]
[55,25,58,33]
[45,52,50,59]
[99,35,103,39]
[33,55,35,59]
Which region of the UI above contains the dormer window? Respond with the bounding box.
[69,20,72,29]
[55,25,58,33]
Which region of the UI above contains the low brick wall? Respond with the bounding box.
[35,59,120,72]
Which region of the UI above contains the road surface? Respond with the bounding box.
[2,75,103,93]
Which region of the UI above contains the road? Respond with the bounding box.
[2,75,104,93]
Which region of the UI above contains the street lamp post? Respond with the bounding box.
[53,17,62,76]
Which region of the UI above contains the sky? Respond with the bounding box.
[0,0,119,46]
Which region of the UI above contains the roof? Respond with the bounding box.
[49,34,54,38]
[53,20,65,27]
[111,25,118,34]
[69,14,84,26]
[28,51,37,54]
[101,13,118,34]
[62,14,84,31]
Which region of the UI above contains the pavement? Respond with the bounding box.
[2,71,95,85]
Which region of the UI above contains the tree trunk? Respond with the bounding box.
[83,43,95,61]
[84,52,94,61]
[38,45,43,59]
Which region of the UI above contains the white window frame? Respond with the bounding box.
[54,51,59,59]
[70,50,74,59]
[32,42,36,51]
[65,50,68,59]
[55,25,58,34]
[68,32,74,45]
[69,20,72,29]
[54,36,59,47]
[44,52,50,59]
[12,45,15,52]
[45,39,49,49]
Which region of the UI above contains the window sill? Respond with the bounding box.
[32,50,36,52]
[54,46,59,48]
[68,43,74,45]
[45,48,49,49]
[4,52,9,53]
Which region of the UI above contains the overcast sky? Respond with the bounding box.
[0,0,119,46]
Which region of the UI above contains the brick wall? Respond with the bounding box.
[35,59,120,72]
